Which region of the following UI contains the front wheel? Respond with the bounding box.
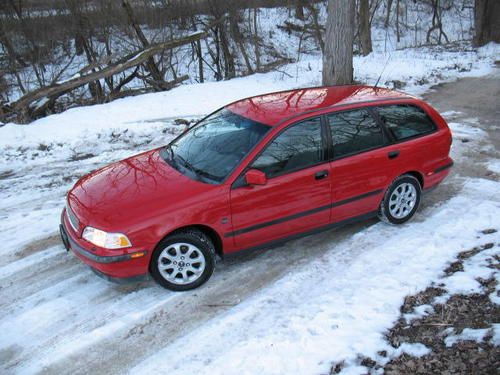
[150,229,216,291]
[379,174,421,225]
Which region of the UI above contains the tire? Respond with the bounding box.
[378,174,421,225]
[150,229,216,291]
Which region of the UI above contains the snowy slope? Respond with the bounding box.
[1,43,498,150]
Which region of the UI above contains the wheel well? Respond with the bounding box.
[404,171,424,188]
[168,225,223,259]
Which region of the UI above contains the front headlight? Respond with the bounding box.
[82,226,132,249]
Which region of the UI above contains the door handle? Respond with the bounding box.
[388,150,400,159]
[315,170,329,180]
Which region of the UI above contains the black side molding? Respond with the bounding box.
[225,189,383,238]
[331,189,383,208]
[226,211,378,257]
[225,203,331,238]
[434,161,454,174]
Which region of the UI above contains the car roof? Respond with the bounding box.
[225,85,415,126]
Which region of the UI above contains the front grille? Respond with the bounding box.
[66,202,80,232]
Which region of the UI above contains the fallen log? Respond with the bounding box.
[9,31,207,122]
[240,57,294,77]
[107,75,189,101]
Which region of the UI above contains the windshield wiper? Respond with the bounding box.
[161,146,178,169]
[175,153,196,173]
[175,154,219,183]
[190,166,220,184]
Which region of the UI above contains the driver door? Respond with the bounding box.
[228,117,332,249]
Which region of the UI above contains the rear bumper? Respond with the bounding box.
[60,211,151,280]
[424,158,454,190]
[434,160,454,174]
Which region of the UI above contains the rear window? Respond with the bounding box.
[377,105,436,141]
[327,108,386,158]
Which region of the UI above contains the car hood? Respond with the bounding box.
[67,148,216,231]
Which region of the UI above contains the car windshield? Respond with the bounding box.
[161,109,270,184]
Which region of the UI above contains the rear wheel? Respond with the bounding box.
[150,229,216,291]
[379,174,421,225]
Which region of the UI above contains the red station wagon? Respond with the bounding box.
[60,86,453,291]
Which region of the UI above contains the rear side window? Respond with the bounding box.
[251,117,323,177]
[377,105,436,141]
[327,109,385,158]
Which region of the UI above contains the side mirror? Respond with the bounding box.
[245,169,267,186]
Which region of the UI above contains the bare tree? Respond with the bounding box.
[426,0,449,44]
[473,0,500,46]
[384,0,393,28]
[359,0,372,56]
[305,3,325,53]
[122,0,166,89]
[322,0,355,85]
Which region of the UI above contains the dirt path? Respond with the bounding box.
[0,71,498,374]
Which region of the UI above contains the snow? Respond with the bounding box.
[442,242,498,296]
[129,178,499,375]
[445,327,496,347]
[403,304,435,323]
[487,160,500,174]
[0,21,499,375]
[390,343,431,358]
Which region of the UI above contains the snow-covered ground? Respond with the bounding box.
[0,42,499,374]
[130,178,499,375]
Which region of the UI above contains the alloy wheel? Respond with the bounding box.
[157,242,206,285]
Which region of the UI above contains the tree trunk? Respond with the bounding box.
[322,0,355,85]
[396,0,400,43]
[122,0,164,85]
[229,10,253,74]
[474,0,500,46]
[306,3,325,53]
[295,2,304,20]
[384,0,393,28]
[253,8,261,70]
[359,0,372,56]
[219,22,236,79]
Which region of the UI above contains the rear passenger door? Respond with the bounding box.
[327,108,393,222]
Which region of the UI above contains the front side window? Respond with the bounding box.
[377,104,436,141]
[251,117,324,178]
[328,109,385,158]
[162,109,270,184]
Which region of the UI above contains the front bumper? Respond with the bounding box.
[60,223,144,264]
[60,210,150,280]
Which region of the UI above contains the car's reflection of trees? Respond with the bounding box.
[252,119,322,176]
[329,109,383,157]
[70,151,170,215]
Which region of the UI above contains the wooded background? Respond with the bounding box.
[0,0,498,123]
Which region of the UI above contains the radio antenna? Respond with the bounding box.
[374,53,391,89]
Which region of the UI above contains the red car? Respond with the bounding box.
[60,86,453,291]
